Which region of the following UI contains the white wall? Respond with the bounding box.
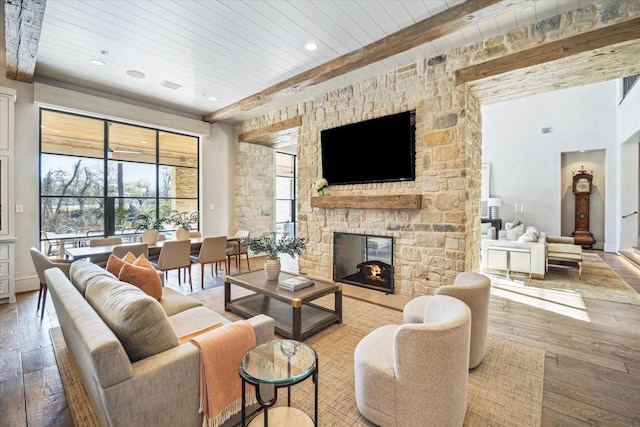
[617,80,640,250]
[202,123,235,237]
[482,81,618,250]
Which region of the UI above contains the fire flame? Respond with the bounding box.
[369,264,381,277]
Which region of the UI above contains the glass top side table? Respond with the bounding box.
[239,339,318,426]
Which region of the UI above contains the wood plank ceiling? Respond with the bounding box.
[4,0,638,125]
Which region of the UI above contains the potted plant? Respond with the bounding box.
[169,210,200,240]
[242,232,308,280]
[170,210,200,230]
[132,213,168,231]
[132,214,168,245]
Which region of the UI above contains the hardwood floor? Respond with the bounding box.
[1,251,639,426]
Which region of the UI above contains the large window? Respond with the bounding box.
[40,109,199,242]
[275,152,297,236]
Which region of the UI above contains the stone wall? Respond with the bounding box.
[234,0,635,297]
[231,142,274,237]
[237,61,480,297]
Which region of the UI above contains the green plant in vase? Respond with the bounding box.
[242,232,308,280]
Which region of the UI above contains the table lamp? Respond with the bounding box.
[487,197,502,219]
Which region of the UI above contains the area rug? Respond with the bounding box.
[50,328,100,427]
[491,252,640,306]
[52,288,544,427]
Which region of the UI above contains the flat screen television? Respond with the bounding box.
[320,110,416,185]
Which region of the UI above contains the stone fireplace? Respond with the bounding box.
[333,232,394,293]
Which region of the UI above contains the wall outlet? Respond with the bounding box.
[16,204,23,213]
[209,204,215,210]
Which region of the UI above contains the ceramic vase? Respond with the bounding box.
[141,229,159,245]
[264,256,281,280]
[175,226,190,240]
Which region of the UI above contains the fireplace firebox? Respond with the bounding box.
[333,232,394,293]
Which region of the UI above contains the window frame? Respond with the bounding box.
[39,108,200,245]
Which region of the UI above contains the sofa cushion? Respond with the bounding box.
[168,306,230,338]
[548,242,582,254]
[518,230,539,243]
[159,287,203,317]
[506,223,525,241]
[70,260,118,295]
[118,262,163,300]
[177,321,224,345]
[85,278,179,362]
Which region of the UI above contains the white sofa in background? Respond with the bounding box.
[481,225,547,279]
[481,222,496,240]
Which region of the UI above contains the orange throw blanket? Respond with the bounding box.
[190,320,257,427]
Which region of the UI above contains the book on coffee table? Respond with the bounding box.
[279,276,314,291]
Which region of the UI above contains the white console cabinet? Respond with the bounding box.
[0,87,17,304]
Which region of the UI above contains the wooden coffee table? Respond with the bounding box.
[224,270,342,341]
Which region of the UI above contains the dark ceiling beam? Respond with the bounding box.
[456,17,640,85]
[4,0,46,83]
[203,0,529,123]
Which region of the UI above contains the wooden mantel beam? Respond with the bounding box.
[238,116,302,143]
[203,0,529,123]
[4,0,46,83]
[456,17,640,85]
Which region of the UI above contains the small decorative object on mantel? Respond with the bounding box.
[313,178,329,196]
[242,232,308,280]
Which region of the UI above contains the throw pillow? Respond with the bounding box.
[177,321,224,345]
[517,230,539,242]
[118,263,163,300]
[506,223,525,241]
[133,254,154,269]
[106,252,136,276]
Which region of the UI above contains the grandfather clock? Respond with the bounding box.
[571,166,596,249]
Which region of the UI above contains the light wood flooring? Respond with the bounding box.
[1,251,639,426]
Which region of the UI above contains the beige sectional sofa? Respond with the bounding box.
[46,260,274,427]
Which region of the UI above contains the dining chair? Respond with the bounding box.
[188,230,202,255]
[190,236,228,289]
[227,230,250,272]
[40,231,60,257]
[112,243,149,259]
[150,239,192,290]
[88,237,123,266]
[29,248,73,319]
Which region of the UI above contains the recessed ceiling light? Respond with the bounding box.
[139,140,148,144]
[90,59,105,66]
[202,93,218,101]
[126,70,146,79]
[305,42,318,51]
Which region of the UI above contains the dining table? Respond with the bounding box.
[64,236,239,261]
